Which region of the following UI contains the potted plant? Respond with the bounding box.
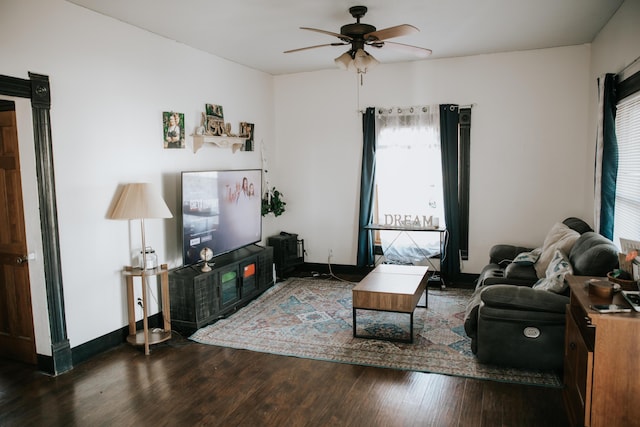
[262,186,286,217]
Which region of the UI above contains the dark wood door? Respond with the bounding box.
[0,107,37,364]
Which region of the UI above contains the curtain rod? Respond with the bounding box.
[358,104,475,114]
[618,55,640,79]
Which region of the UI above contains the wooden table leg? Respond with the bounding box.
[160,269,171,332]
[126,276,136,337]
[352,307,357,337]
[141,276,150,356]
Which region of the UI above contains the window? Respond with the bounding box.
[613,90,640,245]
[373,107,444,263]
[357,104,471,270]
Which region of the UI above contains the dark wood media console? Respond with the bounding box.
[168,245,274,334]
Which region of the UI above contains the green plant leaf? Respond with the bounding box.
[261,186,286,217]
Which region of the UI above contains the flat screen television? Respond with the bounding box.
[181,169,262,267]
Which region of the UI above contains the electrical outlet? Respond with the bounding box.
[328,248,333,258]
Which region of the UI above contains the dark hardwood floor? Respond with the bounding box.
[1,333,568,427]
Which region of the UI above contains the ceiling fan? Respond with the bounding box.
[284,6,432,74]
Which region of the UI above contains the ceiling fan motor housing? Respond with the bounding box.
[341,23,377,38]
[341,23,377,51]
[342,6,380,52]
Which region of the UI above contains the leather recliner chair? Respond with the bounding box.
[463,217,618,371]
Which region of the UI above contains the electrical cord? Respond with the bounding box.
[136,275,160,316]
[327,254,358,284]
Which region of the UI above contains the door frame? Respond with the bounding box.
[0,73,71,375]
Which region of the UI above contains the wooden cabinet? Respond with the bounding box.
[564,276,640,426]
[168,245,273,334]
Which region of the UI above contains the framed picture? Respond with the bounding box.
[163,111,185,149]
[240,122,254,151]
[203,104,224,136]
[205,104,224,121]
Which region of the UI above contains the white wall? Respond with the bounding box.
[274,45,592,273]
[0,0,276,350]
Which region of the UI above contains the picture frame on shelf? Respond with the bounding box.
[204,104,225,136]
[240,122,254,151]
[205,104,224,121]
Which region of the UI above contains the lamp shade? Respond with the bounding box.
[335,48,379,75]
[334,51,353,70]
[109,183,173,220]
[353,49,378,73]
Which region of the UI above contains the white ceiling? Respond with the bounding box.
[66,0,624,75]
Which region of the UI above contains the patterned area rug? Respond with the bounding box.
[190,278,561,387]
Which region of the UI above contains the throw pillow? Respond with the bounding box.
[534,222,580,278]
[533,249,572,293]
[512,248,542,266]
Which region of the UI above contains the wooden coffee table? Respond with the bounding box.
[352,265,429,343]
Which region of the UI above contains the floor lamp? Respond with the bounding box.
[109,183,173,272]
[109,183,173,354]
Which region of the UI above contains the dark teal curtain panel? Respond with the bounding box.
[357,107,376,267]
[440,105,461,278]
[599,74,618,240]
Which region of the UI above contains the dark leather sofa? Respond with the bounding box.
[463,217,618,371]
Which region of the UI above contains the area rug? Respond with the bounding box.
[190,278,561,387]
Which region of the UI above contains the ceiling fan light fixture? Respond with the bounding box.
[353,49,378,74]
[334,51,353,70]
[366,52,379,68]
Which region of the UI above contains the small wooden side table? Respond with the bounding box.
[123,264,171,355]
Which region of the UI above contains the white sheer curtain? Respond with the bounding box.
[374,105,444,264]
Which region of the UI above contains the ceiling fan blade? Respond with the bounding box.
[300,27,352,42]
[379,41,432,58]
[284,43,346,54]
[365,24,419,41]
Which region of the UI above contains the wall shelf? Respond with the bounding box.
[192,134,246,153]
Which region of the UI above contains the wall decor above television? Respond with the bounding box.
[163,111,185,149]
[193,103,255,153]
[181,169,262,267]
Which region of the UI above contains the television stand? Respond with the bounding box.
[168,244,274,334]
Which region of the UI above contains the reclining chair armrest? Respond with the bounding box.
[477,263,538,288]
[489,244,535,268]
[569,231,619,276]
[482,275,537,287]
[503,263,538,283]
[480,285,569,313]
